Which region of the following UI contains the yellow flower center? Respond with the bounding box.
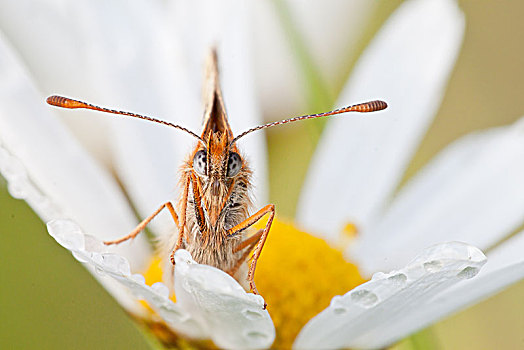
[254,219,365,348]
[141,218,365,349]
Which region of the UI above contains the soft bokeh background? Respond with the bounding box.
[1,1,523,349]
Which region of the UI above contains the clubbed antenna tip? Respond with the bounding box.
[231,99,388,145]
[46,95,204,143]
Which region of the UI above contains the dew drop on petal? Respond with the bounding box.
[423,260,443,272]
[333,307,347,315]
[242,309,263,320]
[173,249,193,275]
[83,234,104,253]
[157,305,189,324]
[131,291,145,301]
[387,273,408,286]
[101,253,131,276]
[130,273,146,284]
[465,245,487,263]
[72,251,89,263]
[91,252,103,265]
[245,330,270,342]
[350,289,379,308]
[174,249,193,263]
[129,274,147,299]
[47,219,85,251]
[0,153,25,178]
[457,266,480,279]
[95,266,106,276]
[179,276,192,293]
[330,295,347,314]
[7,176,29,199]
[371,271,387,280]
[151,282,170,299]
[249,294,267,310]
[191,272,207,286]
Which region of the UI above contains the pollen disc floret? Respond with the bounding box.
[254,219,365,348]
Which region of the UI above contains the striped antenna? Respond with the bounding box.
[231,100,387,145]
[47,95,204,143]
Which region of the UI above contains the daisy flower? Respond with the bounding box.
[0,0,522,349]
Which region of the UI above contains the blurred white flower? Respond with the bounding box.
[0,0,523,349]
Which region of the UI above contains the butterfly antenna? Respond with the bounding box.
[231,100,387,145]
[47,95,204,143]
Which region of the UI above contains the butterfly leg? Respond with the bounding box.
[170,173,191,264]
[227,204,275,302]
[189,171,206,235]
[104,201,179,245]
[228,229,263,275]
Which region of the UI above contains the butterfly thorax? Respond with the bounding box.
[178,130,253,271]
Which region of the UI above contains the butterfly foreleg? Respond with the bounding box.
[227,204,275,303]
[103,201,179,246]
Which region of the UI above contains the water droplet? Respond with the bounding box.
[388,273,407,286]
[350,289,379,308]
[330,295,347,314]
[152,282,169,299]
[371,272,387,280]
[95,266,106,276]
[180,276,193,293]
[131,289,145,300]
[242,309,263,320]
[245,331,269,342]
[157,305,187,323]
[130,274,146,284]
[129,278,146,300]
[72,251,88,263]
[191,272,206,286]
[101,253,131,276]
[7,177,29,199]
[424,260,443,272]
[83,235,104,253]
[333,307,346,315]
[174,249,193,263]
[47,219,85,251]
[1,154,25,178]
[457,266,479,279]
[91,252,103,265]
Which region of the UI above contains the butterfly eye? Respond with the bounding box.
[193,150,207,175]
[227,152,242,177]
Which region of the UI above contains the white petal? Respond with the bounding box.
[0,0,114,163]
[168,0,269,208]
[0,1,196,236]
[46,219,143,316]
[47,219,275,348]
[76,0,198,236]
[427,230,524,317]
[0,1,92,94]
[174,250,275,349]
[297,0,465,240]
[0,30,151,268]
[252,0,375,120]
[294,242,486,349]
[352,118,524,275]
[47,219,205,337]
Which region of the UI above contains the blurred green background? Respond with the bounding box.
[1,1,523,349]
